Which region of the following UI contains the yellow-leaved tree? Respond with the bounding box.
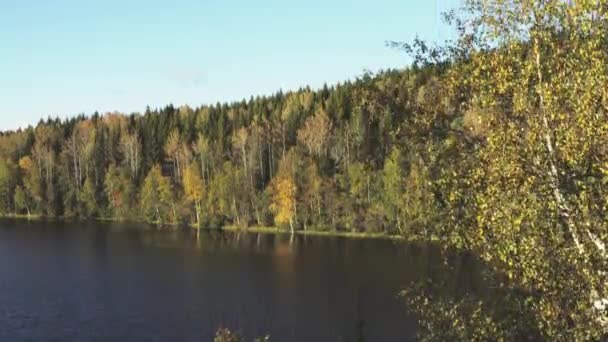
[402,1,608,340]
[183,162,204,227]
[269,173,297,234]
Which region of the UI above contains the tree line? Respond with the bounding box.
[0,67,443,235]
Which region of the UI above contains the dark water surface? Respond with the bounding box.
[0,219,484,341]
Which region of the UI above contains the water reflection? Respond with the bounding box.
[0,219,494,341]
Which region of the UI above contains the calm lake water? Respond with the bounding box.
[0,219,485,341]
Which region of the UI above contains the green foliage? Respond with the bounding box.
[140,165,175,225]
[79,177,97,218]
[0,159,17,214]
[401,154,437,236]
[398,0,608,340]
[13,185,29,216]
[0,66,446,236]
[104,164,134,219]
[18,156,42,214]
[382,148,405,233]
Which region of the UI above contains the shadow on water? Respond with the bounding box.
[399,245,544,341]
[0,219,535,341]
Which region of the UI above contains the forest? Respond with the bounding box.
[0,66,441,234]
[2,0,608,340]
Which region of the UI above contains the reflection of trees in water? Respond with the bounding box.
[114,226,505,340]
[401,246,542,341]
[270,234,298,324]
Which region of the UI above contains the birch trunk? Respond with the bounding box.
[534,38,584,254]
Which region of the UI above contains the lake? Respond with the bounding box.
[0,219,485,341]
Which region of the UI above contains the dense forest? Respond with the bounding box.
[2,0,608,340]
[0,66,442,234]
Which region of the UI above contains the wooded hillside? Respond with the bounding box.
[0,67,452,234]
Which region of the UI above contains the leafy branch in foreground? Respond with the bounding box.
[399,0,608,340]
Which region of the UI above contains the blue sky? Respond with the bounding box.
[0,0,459,130]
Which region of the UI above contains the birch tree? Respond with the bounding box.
[183,162,204,227]
[404,1,608,339]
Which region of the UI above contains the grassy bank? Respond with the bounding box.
[0,213,43,220]
[1,214,408,241]
[220,224,406,241]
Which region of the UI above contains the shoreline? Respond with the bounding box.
[220,225,406,241]
[0,214,406,241]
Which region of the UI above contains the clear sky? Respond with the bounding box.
[0,0,460,130]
